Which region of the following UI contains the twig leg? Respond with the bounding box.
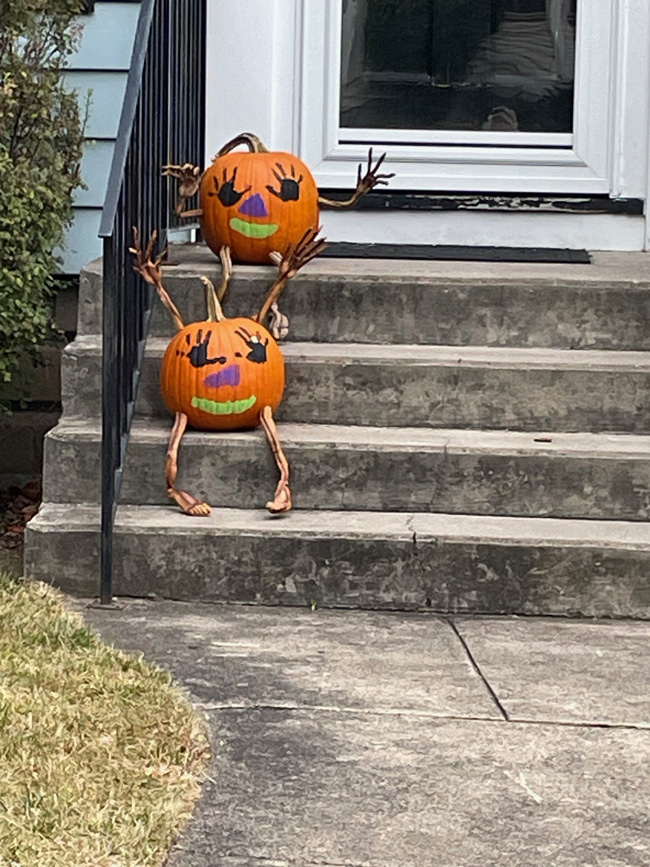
[217,245,233,304]
[166,412,211,516]
[256,276,288,329]
[259,406,292,514]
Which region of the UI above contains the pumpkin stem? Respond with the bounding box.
[215,132,270,158]
[201,276,226,322]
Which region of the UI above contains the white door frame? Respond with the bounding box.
[298,0,639,194]
[205,0,650,245]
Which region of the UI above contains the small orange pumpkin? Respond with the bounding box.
[200,133,319,264]
[160,317,285,431]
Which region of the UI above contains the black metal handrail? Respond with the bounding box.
[98,0,206,604]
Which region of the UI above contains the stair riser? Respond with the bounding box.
[24,521,650,618]
[43,431,650,521]
[78,265,650,350]
[62,349,650,433]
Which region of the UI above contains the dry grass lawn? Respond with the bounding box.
[0,573,210,866]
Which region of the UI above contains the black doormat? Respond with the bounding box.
[321,242,591,264]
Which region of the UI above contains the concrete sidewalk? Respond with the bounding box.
[80,601,650,867]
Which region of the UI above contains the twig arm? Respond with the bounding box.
[130,228,185,331]
[255,228,327,328]
[318,148,394,209]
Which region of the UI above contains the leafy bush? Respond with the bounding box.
[0,0,86,391]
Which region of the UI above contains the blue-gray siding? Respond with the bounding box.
[57,2,140,273]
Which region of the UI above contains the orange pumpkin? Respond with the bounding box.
[160,317,285,430]
[200,133,319,264]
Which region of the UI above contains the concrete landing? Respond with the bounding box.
[79,601,650,867]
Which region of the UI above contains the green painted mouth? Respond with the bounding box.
[229,217,279,239]
[191,395,257,415]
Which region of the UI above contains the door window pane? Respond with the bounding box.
[340,0,577,133]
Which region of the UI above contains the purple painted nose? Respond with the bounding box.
[238,193,268,218]
[203,364,240,388]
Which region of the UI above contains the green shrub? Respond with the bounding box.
[0,0,86,391]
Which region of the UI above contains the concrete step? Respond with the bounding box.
[25,503,650,618]
[62,335,650,433]
[78,251,650,349]
[44,419,650,521]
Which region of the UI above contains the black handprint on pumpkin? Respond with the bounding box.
[209,167,251,207]
[176,329,227,368]
[235,326,269,364]
[266,162,303,202]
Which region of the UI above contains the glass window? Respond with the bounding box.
[340,0,577,133]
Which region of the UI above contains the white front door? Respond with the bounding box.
[206,0,650,249]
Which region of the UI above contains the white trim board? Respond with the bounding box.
[297,0,622,194]
[319,210,646,252]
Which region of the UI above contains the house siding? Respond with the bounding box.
[57,2,141,274]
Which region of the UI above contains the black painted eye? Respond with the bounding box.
[208,167,250,207]
[235,327,268,364]
[266,162,302,202]
[177,330,227,368]
[218,179,244,207]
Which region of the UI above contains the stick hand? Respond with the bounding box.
[162,163,203,215]
[162,163,202,198]
[277,227,327,281]
[129,227,166,286]
[356,148,395,195]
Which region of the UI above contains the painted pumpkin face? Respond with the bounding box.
[200,149,319,264]
[160,317,285,430]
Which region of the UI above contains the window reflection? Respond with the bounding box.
[340,0,577,133]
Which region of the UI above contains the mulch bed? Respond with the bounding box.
[0,480,41,552]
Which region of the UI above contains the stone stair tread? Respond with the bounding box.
[80,252,650,350]
[51,417,650,460]
[62,335,650,432]
[68,334,650,371]
[165,247,650,286]
[32,503,650,550]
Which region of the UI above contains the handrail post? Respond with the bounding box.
[100,235,117,605]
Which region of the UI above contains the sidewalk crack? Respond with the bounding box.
[446,619,509,721]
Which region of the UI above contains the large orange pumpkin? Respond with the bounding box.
[200,133,319,264]
[160,317,285,430]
